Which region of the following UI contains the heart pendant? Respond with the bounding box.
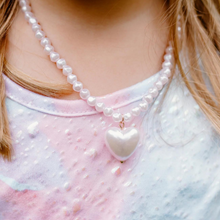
[104,127,140,161]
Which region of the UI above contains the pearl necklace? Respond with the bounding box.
[19,0,179,162]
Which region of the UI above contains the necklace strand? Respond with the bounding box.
[19,0,181,161]
[18,0,180,123]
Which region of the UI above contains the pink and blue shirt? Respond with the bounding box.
[0,69,220,220]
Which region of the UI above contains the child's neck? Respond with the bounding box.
[6,0,170,100]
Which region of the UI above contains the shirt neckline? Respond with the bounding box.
[3,69,162,117]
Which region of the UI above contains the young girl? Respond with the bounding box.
[0,0,220,219]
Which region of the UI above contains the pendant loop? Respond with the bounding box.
[119,117,125,163]
[119,117,125,130]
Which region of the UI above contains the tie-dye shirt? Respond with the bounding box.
[1,68,220,220]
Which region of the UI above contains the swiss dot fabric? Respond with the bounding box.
[0,69,220,220]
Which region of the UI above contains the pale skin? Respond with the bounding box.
[6,0,170,100]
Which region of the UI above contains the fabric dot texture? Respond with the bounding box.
[1,68,220,220]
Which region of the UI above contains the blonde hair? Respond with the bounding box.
[0,0,220,160]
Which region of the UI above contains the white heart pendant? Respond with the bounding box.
[104,127,140,161]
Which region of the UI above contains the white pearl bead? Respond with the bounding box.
[24,12,33,21]
[123,113,132,122]
[44,44,54,55]
[67,74,77,84]
[131,107,141,116]
[35,30,45,40]
[50,52,60,62]
[28,17,37,25]
[21,5,31,12]
[73,81,83,92]
[139,102,148,111]
[19,0,29,7]
[164,54,173,62]
[87,96,96,106]
[143,94,153,103]
[163,68,171,77]
[166,46,173,54]
[95,102,105,112]
[56,59,66,69]
[80,89,90,99]
[103,107,113,117]
[149,87,159,98]
[32,24,41,32]
[41,38,50,47]
[155,80,163,90]
[63,65,73,76]
[162,61,173,69]
[112,112,122,122]
[160,75,169,85]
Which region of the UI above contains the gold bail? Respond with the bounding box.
[119,116,125,130]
